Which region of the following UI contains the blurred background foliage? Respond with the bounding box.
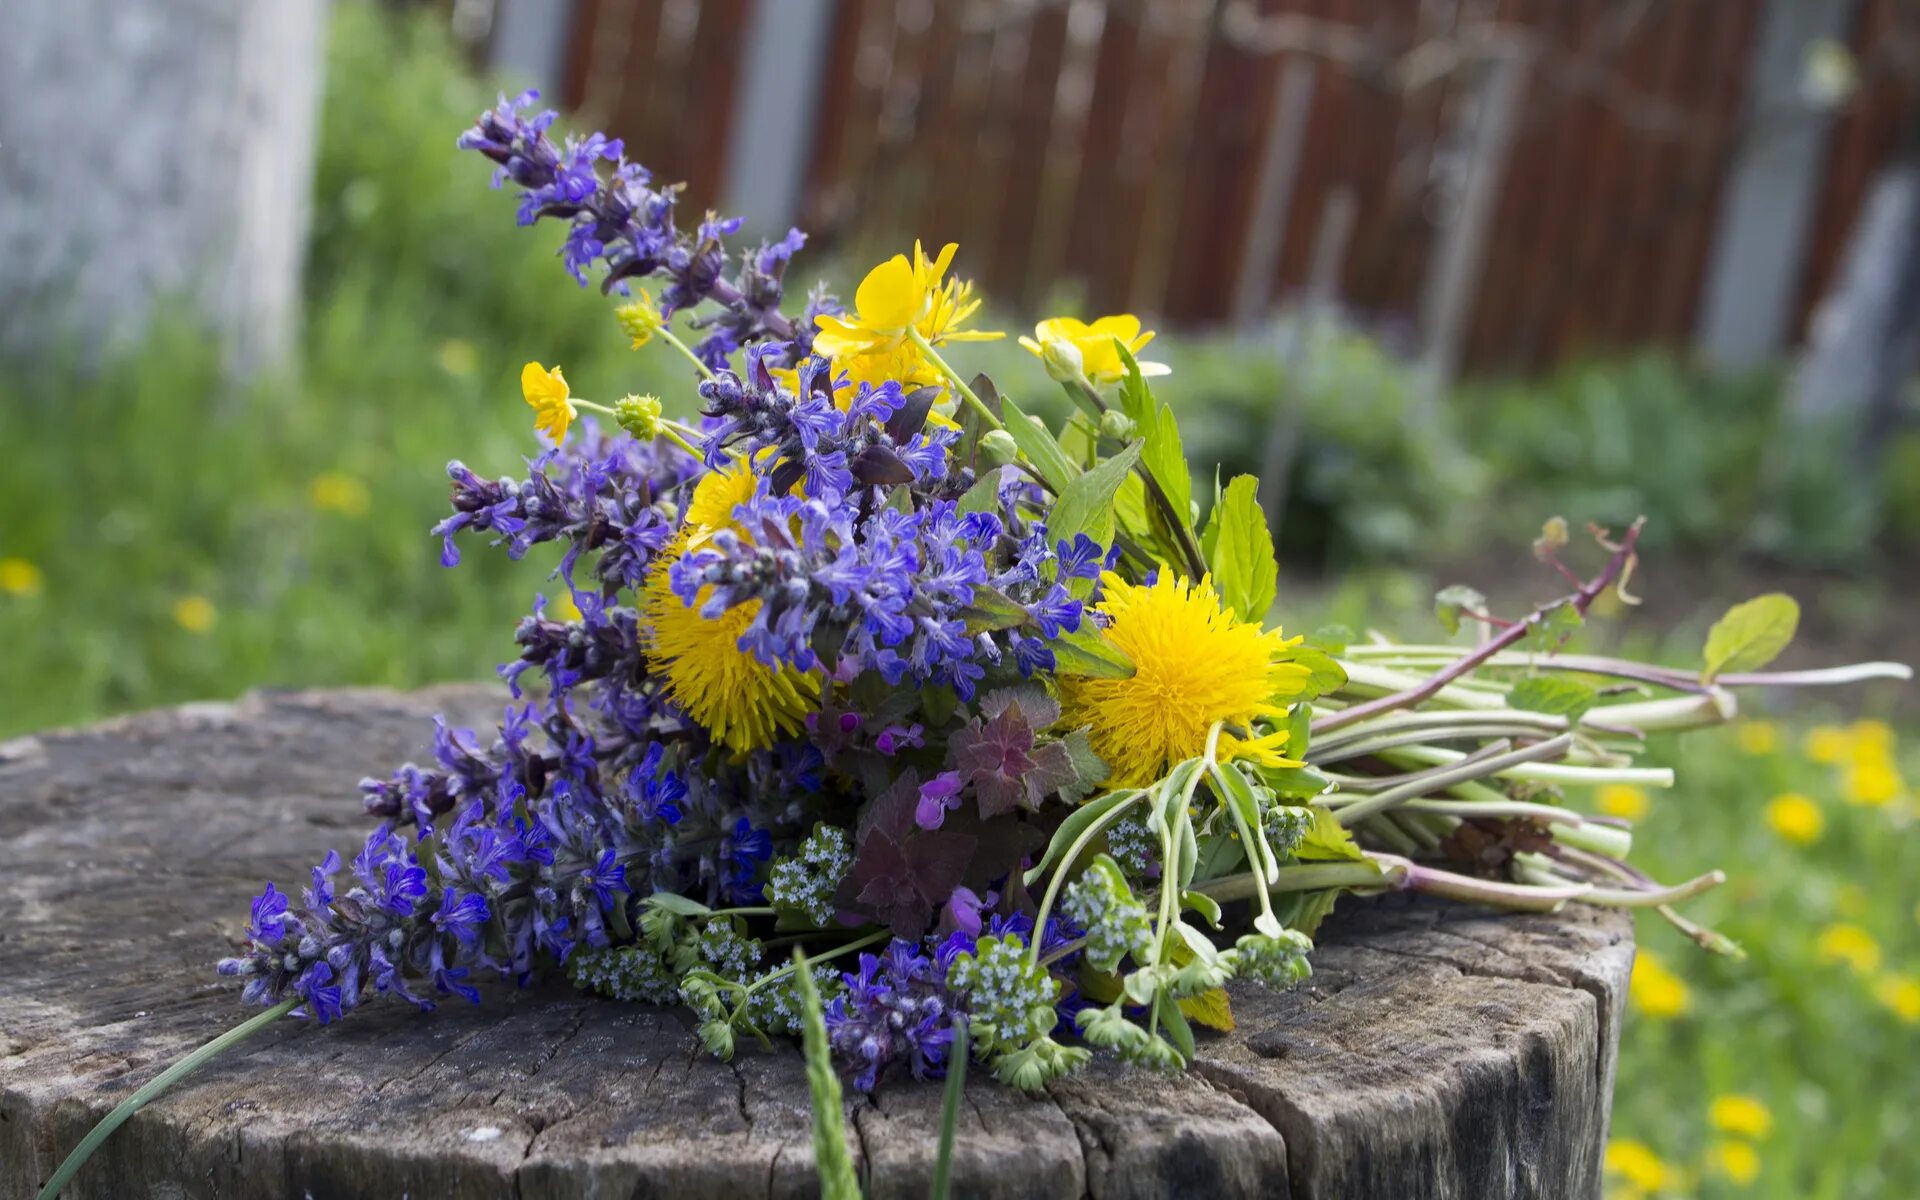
[1,7,1915,1198]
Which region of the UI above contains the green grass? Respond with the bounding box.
[1,4,1914,1195]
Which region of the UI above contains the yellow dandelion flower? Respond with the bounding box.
[1709,1094,1773,1139]
[438,338,478,378]
[172,594,217,634]
[1597,783,1650,821]
[0,557,44,597]
[1629,952,1692,1019]
[1605,1139,1676,1192]
[1056,572,1311,786]
[1849,718,1895,752]
[308,471,371,516]
[1805,724,1853,764]
[1873,973,1920,1023]
[1018,315,1170,385]
[1707,1139,1760,1186]
[1843,758,1902,807]
[521,361,576,443]
[683,459,761,532]
[1815,922,1882,975]
[1763,793,1823,844]
[1734,720,1778,756]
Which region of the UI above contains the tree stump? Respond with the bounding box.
[0,687,1634,1199]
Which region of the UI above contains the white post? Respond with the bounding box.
[486,0,581,98]
[1232,57,1320,332]
[721,0,839,239]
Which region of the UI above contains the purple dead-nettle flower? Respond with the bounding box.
[914,770,967,830]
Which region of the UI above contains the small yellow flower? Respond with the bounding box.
[1763,793,1823,844]
[1843,758,1903,807]
[616,290,665,348]
[1734,720,1778,756]
[0,557,44,597]
[1873,973,1920,1023]
[1815,922,1882,975]
[172,595,217,634]
[814,241,1002,359]
[549,590,583,623]
[1849,718,1895,752]
[308,471,372,517]
[1605,1139,1675,1192]
[1707,1139,1760,1186]
[1597,783,1650,821]
[683,458,760,532]
[1805,724,1853,764]
[521,361,576,443]
[1629,952,1692,1019]
[1018,315,1170,385]
[438,338,478,377]
[1709,1094,1773,1139]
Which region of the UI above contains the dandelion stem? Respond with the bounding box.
[38,998,299,1200]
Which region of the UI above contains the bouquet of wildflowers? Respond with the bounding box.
[46,95,1910,1193]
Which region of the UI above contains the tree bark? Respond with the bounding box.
[0,0,327,374]
[0,686,1633,1199]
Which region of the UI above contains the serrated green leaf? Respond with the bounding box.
[1433,584,1487,636]
[999,394,1079,491]
[1049,625,1136,678]
[1701,593,1800,682]
[1526,599,1584,653]
[1294,805,1364,861]
[1201,474,1277,622]
[1290,646,1347,702]
[1139,404,1193,548]
[1507,675,1599,721]
[1115,340,1155,426]
[1049,441,1141,549]
[1272,888,1342,938]
[1057,727,1111,803]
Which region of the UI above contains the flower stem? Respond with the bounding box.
[658,327,718,381]
[908,327,1004,433]
[1026,792,1145,972]
[37,998,299,1200]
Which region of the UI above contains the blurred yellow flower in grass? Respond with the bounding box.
[438,338,478,378]
[1763,793,1823,844]
[1734,720,1778,756]
[0,557,44,597]
[1874,974,1920,1023]
[521,361,576,443]
[1605,1139,1676,1193]
[1597,783,1650,821]
[172,595,217,634]
[1815,922,1882,975]
[1709,1094,1773,1139]
[1805,724,1853,764]
[1707,1139,1761,1186]
[1629,952,1691,1019]
[1843,758,1903,808]
[309,471,371,517]
[1018,315,1170,385]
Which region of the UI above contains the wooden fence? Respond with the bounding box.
[551,0,1919,374]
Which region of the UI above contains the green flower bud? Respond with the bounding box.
[978,428,1019,468]
[614,393,664,440]
[1097,408,1137,442]
[1037,337,1086,384]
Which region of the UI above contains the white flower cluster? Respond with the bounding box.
[948,934,1059,1054]
[1060,867,1154,973]
[565,943,679,1004]
[767,824,853,926]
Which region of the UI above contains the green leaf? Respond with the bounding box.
[958,584,1030,634]
[1115,340,1155,426]
[1049,441,1141,549]
[1507,675,1600,721]
[1057,727,1111,803]
[1701,593,1800,682]
[1260,765,1331,800]
[642,892,712,917]
[1293,805,1364,861]
[999,394,1080,491]
[957,469,1001,514]
[1308,624,1355,654]
[1290,646,1347,702]
[1433,584,1487,636]
[1024,789,1144,885]
[1201,475,1277,622]
[1139,404,1193,551]
[1048,625,1136,678]
[1182,890,1223,928]
[1272,888,1342,938]
[1526,599,1585,653]
[1157,992,1197,1062]
[794,952,861,1200]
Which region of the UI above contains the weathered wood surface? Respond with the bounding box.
[0,687,1634,1199]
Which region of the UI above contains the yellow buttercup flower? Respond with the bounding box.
[309,471,372,517]
[1596,783,1650,821]
[1629,952,1691,1019]
[521,361,576,443]
[1707,1139,1760,1186]
[1850,718,1895,752]
[1843,758,1903,807]
[1815,922,1882,975]
[1057,572,1310,786]
[1763,793,1823,844]
[1709,1094,1773,1139]
[172,595,217,634]
[1873,973,1920,1023]
[1734,720,1778,756]
[642,468,818,754]
[814,242,1002,398]
[1018,315,1170,385]
[0,557,44,597]
[1605,1139,1676,1192]
[1805,724,1852,764]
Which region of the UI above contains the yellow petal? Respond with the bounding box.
[854,254,921,331]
